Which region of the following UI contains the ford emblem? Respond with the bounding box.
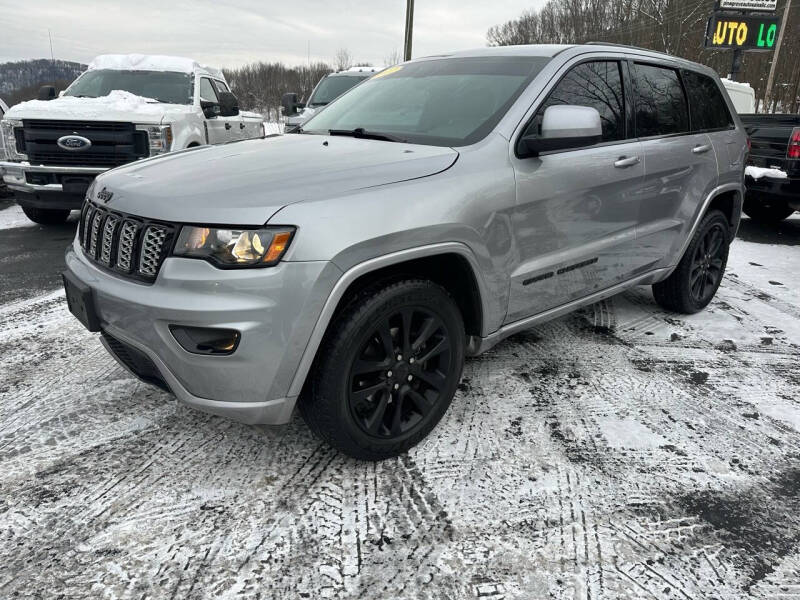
[57,135,92,151]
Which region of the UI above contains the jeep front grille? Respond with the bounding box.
[78,199,175,282]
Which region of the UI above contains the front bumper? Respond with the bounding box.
[1,162,107,208]
[65,240,341,424]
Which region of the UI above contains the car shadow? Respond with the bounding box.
[736,215,800,246]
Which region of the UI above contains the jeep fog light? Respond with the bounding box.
[174,226,295,268]
[169,325,241,355]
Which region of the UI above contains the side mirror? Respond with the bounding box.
[518,105,603,157]
[218,91,239,117]
[281,92,305,117]
[200,99,221,119]
[38,85,56,101]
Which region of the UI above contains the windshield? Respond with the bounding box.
[308,75,369,107]
[65,70,193,104]
[302,56,550,147]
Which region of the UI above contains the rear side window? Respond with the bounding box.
[632,63,689,138]
[527,60,626,143]
[683,70,734,132]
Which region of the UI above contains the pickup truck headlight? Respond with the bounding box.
[0,119,27,161]
[174,226,295,267]
[136,124,173,156]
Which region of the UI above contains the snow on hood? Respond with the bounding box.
[89,54,222,79]
[4,90,193,122]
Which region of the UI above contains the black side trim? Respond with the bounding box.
[557,257,598,275]
[523,271,554,286]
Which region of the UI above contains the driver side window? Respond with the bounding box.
[524,61,626,143]
[199,78,218,103]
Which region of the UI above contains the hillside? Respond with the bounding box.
[0,59,86,106]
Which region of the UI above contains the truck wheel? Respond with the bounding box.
[300,279,465,460]
[743,197,794,223]
[652,209,731,314]
[21,205,71,225]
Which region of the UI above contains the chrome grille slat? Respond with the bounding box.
[100,216,119,265]
[138,226,168,277]
[88,211,104,258]
[78,199,173,282]
[116,221,138,272]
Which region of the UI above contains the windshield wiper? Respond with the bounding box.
[328,128,406,143]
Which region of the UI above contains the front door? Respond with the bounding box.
[200,77,237,145]
[507,59,648,323]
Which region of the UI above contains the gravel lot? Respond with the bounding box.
[2,203,800,599]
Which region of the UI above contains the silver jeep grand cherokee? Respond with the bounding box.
[63,44,747,460]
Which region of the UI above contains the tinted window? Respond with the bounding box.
[307,75,368,107]
[683,70,733,131]
[526,61,625,143]
[633,64,689,137]
[65,70,193,104]
[303,57,551,147]
[199,78,218,102]
[214,80,230,93]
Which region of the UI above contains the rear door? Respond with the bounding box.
[508,59,647,322]
[632,62,718,268]
[683,69,743,188]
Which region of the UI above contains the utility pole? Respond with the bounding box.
[763,0,792,113]
[403,0,414,61]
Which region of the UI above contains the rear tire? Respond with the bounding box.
[652,209,731,314]
[20,205,71,225]
[300,279,465,461]
[743,196,794,223]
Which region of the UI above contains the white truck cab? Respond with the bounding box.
[0,54,264,224]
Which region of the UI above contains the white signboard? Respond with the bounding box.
[719,0,777,11]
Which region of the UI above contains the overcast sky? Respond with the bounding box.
[0,0,546,69]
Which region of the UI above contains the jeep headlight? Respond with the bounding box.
[174,226,295,267]
[1,119,27,161]
[136,124,173,156]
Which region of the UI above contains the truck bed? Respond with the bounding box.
[740,114,800,176]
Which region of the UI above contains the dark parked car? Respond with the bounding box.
[741,114,800,222]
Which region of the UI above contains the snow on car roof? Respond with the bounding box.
[89,54,222,79]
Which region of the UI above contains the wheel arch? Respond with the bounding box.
[286,243,490,398]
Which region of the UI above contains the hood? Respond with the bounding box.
[93,134,459,224]
[4,90,193,124]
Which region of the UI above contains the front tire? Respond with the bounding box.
[20,205,71,225]
[652,209,731,314]
[300,279,465,461]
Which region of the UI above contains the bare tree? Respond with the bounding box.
[384,48,403,66]
[487,0,800,113]
[334,47,353,72]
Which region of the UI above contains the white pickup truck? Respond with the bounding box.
[0,54,264,224]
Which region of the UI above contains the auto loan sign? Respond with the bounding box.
[705,13,781,49]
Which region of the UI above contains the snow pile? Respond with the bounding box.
[6,90,191,120]
[745,165,788,180]
[89,54,222,78]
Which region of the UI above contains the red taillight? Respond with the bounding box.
[789,127,800,160]
[746,136,752,152]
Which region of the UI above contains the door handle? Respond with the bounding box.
[225,122,232,130]
[692,144,712,154]
[614,156,640,168]
[239,123,246,130]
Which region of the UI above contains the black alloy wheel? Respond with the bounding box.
[688,222,727,305]
[348,307,452,439]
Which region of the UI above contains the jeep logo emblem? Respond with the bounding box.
[96,188,114,203]
[57,135,92,151]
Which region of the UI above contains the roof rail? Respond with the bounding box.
[584,41,675,58]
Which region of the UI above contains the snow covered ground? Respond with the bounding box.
[1,216,800,598]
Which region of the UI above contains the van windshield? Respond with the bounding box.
[308,75,369,107]
[65,70,193,104]
[302,56,550,147]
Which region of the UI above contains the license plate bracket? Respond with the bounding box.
[62,270,101,332]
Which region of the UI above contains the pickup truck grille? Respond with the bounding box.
[79,200,175,282]
[22,120,148,168]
